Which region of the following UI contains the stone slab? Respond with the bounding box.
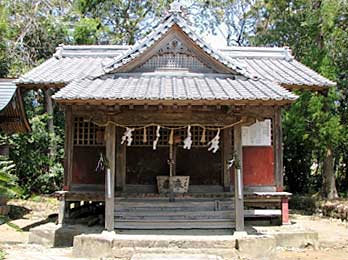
[29,223,103,247]
[273,231,319,249]
[131,253,223,260]
[236,235,276,260]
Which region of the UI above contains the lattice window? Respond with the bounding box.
[73,117,105,146]
[136,54,214,73]
[131,126,220,147]
[134,38,215,73]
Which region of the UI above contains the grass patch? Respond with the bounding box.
[0,248,5,260]
[0,214,22,231]
[6,221,23,232]
[28,195,56,204]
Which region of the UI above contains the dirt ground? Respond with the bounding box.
[0,198,348,260]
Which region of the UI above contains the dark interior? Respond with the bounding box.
[126,146,222,185]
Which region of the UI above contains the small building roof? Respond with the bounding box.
[0,79,17,111]
[16,43,335,89]
[53,73,297,105]
[0,79,30,133]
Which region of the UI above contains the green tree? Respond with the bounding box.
[72,0,171,45]
[249,0,347,198]
[0,155,19,197]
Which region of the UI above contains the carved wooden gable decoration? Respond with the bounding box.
[103,14,249,76]
[133,38,215,73]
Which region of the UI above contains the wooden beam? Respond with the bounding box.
[274,107,284,190]
[116,127,126,191]
[223,129,232,191]
[64,106,73,190]
[105,123,116,231]
[233,124,245,231]
[72,109,238,126]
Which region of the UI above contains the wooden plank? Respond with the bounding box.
[233,124,245,231]
[116,127,126,191]
[114,221,235,229]
[115,210,234,216]
[273,107,284,190]
[105,123,116,231]
[245,209,281,217]
[115,211,235,220]
[63,106,73,189]
[114,200,235,206]
[223,128,232,191]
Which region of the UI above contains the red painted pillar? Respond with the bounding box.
[281,197,290,225]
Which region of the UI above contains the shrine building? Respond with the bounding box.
[15,6,335,232]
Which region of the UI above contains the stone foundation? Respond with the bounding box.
[28,223,319,259]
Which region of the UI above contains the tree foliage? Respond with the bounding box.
[248,0,347,197]
[0,155,19,197]
[72,0,171,44]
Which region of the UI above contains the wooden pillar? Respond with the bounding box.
[223,129,232,191]
[116,127,126,191]
[234,124,245,231]
[105,123,116,231]
[63,106,73,190]
[274,107,284,191]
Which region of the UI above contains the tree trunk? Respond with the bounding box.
[322,147,338,199]
[44,88,56,158]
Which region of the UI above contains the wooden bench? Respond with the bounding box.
[244,191,291,225]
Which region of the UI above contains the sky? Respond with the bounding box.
[202,24,229,49]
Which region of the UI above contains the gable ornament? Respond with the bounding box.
[169,0,183,13]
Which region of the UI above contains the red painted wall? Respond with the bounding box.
[72,146,105,185]
[243,146,275,186]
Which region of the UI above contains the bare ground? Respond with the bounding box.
[0,198,348,260]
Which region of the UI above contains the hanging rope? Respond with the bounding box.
[200,127,206,144]
[89,118,245,131]
[143,127,147,143]
[153,125,161,150]
[168,128,174,145]
[86,118,246,153]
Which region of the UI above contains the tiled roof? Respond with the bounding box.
[0,79,30,133]
[220,47,335,87]
[0,79,17,111]
[16,45,128,85]
[103,13,252,77]
[53,73,298,104]
[17,57,113,85]
[16,15,335,89]
[16,44,335,88]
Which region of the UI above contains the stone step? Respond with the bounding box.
[115,200,234,212]
[114,220,235,229]
[115,210,234,220]
[73,233,238,258]
[130,253,224,260]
